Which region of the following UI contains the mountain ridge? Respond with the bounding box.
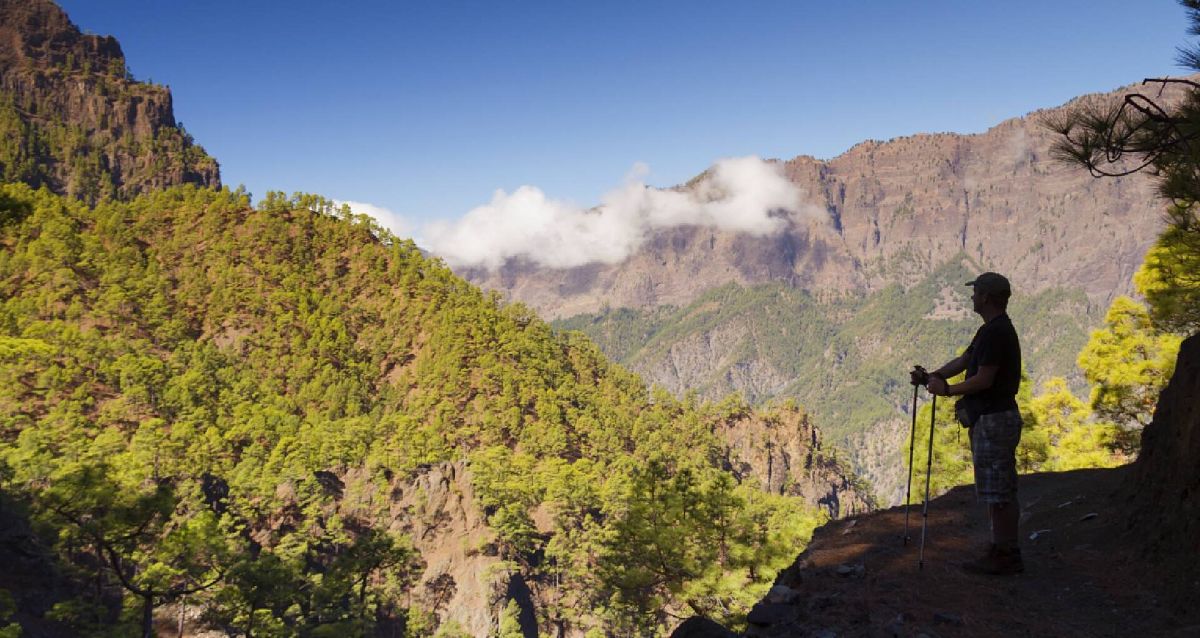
[463,78,1176,320]
[0,4,878,633]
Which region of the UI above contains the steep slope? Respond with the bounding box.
[0,3,872,633]
[0,0,219,202]
[675,469,1199,637]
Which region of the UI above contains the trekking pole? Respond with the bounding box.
[903,378,921,546]
[919,393,937,570]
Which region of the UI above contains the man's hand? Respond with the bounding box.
[909,366,929,386]
[927,375,950,396]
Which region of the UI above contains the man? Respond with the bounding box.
[913,271,1024,575]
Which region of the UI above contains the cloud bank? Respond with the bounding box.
[424,156,819,270]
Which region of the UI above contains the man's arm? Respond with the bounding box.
[932,354,969,380]
[932,364,998,397]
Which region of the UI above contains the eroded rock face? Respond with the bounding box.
[387,462,509,637]
[0,0,220,202]
[717,408,875,518]
[465,82,1174,320]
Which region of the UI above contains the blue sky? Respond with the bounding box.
[59,1,1187,234]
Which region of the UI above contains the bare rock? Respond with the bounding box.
[1127,332,1200,611]
[747,601,801,627]
[766,585,800,604]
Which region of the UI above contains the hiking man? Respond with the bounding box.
[912,271,1024,575]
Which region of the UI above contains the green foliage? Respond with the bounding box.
[433,620,473,638]
[0,590,18,638]
[1133,208,1200,334]
[1026,378,1123,471]
[0,183,827,636]
[588,456,824,632]
[1077,296,1182,452]
[403,606,439,638]
[496,599,523,638]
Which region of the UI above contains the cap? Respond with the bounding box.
[965,271,1011,298]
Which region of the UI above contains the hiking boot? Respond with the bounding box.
[962,544,1024,576]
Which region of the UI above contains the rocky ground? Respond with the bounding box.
[677,465,1200,637]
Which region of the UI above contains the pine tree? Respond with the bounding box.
[496,599,523,638]
[1077,297,1182,452]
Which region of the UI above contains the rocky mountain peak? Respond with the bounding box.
[0,0,123,70]
[0,0,220,202]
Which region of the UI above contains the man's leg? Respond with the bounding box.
[964,410,1023,574]
[990,498,1019,549]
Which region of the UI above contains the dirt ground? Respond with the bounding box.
[745,466,1200,637]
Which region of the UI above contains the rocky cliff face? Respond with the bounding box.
[0,0,219,202]
[465,82,1172,320]
[382,427,873,636]
[386,462,513,637]
[718,407,876,518]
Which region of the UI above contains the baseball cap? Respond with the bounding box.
[965,271,1011,298]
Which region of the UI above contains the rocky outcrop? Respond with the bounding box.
[718,407,875,518]
[466,80,1175,319]
[1125,331,1200,609]
[0,0,219,202]
[383,462,512,637]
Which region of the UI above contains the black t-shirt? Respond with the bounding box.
[963,313,1022,414]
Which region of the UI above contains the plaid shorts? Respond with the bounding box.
[969,409,1023,504]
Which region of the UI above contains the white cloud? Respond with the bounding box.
[334,200,414,239]
[424,156,820,270]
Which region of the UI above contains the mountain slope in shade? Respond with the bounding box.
[0,0,219,203]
